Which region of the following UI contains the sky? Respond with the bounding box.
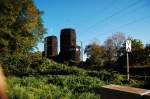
[34,0,150,59]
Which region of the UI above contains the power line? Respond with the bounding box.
[84,0,141,32]
[88,14,150,42]
[96,15,150,38]
[95,0,119,16]
[107,15,150,33]
[96,4,149,35]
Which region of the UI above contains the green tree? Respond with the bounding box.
[117,38,145,66]
[0,0,46,75]
[0,0,46,55]
[142,44,150,65]
[84,42,106,66]
[119,38,144,54]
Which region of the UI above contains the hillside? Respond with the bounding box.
[6,59,143,99]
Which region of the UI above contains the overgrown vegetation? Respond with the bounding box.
[0,0,149,99]
[0,0,46,52]
[7,75,101,99]
[85,35,150,67]
[5,59,143,99]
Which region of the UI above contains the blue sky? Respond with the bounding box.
[34,0,150,53]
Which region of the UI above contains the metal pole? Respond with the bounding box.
[127,52,129,81]
[80,41,83,61]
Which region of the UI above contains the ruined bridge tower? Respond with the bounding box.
[44,36,58,59]
[59,28,80,63]
[43,28,80,64]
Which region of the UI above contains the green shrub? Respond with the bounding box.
[77,92,100,99]
[86,69,143,86]
[46,75,105,94]
[3,53,34,76]
[87,70,116,82]
[3,53,144,99]
[7,75,103,99]
[37,59,86,75]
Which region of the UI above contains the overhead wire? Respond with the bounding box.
[93,14,150,39]
[100,1,149,33]
[106,15,150,33]
[81,0,149,50]
[84,0,142,32]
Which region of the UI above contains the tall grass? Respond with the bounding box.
[6,59,143,99]
[7,75,103,99]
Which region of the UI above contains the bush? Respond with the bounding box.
[86,69,144,86]
[46,75,105,94]
[3,53,34,76]
[87,70,115,82]
[7,75,103,99]
[37,59,86,75]
[5,57,144,99]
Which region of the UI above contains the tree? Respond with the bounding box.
[0,0,46,75]
[0,0,46,55]
[143,44,150,65]
[84,42,106,66]
[117,38,145,66]
[104,32,125,65]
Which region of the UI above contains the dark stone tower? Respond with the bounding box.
[44,36,58,59]
[59,28,80,63]
[60,28,76,51]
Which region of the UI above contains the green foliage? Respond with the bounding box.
[3,53,32,75]
[7,72,143,99]
[8,76,70,99]
[47,75,104,93]
[37,59,86,75]
[0,0,46,77]
[2,52,44,76]
[142,44,150,66]
[0,0,46,55]
[117,38,150,66]
[4,57,144,99]
[1,48,144,99]
[84,42,106,66]
[87,70,125,85]
[119,38,144,55]
[7,75,103,99]
[3,56,85,76]
[77,92,100,99]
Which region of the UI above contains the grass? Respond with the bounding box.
[6,59,144,99]
[7,75,103,99]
